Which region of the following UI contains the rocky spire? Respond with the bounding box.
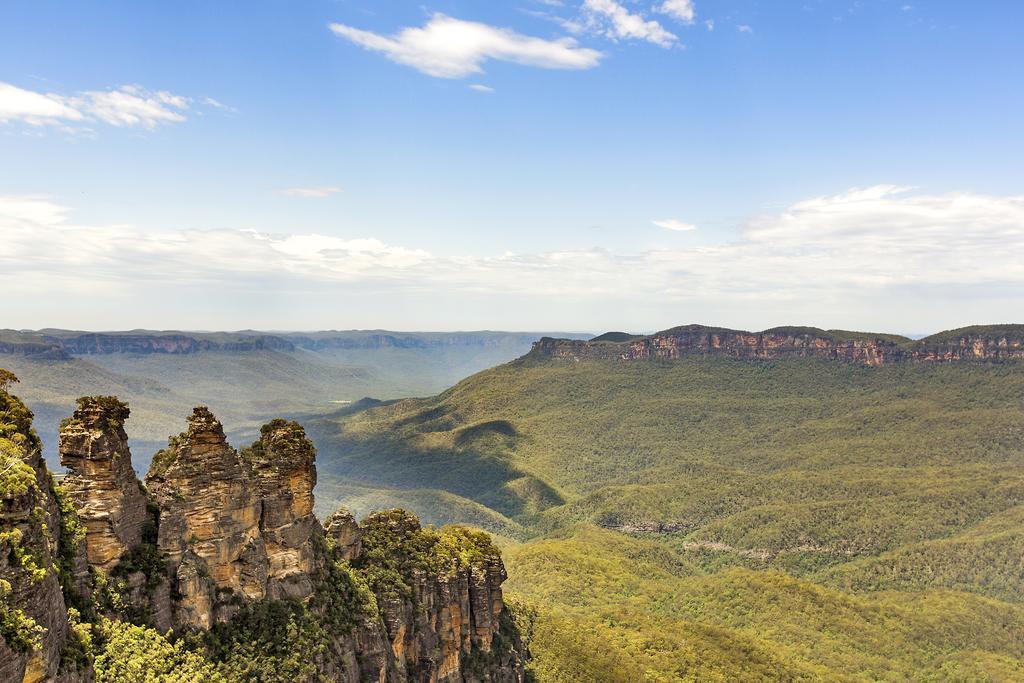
[241,418,320,600]
[58,396,148,572]
[145,406,267,629]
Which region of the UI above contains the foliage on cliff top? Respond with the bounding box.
[0,381,41,457]
[354,509,504,600]
[239,418,315,470]
[69,395,131,430]
[917,324,1024,344]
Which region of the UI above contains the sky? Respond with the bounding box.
[1,0,1022,334]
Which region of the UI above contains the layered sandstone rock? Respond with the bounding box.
[58,397,148,572]
[144,407,267,628]
[354,510,524,683]
[325,507,362,562]
[532,324,1024,366]
[241,419,319,600]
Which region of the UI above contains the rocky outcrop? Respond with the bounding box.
[145,407,267,629]
[58,398,148,572]
[353,510,524,683]
[325,508,362,562]
[532,324,1024,366]
[2,380,525,682]
[242,419,319,600]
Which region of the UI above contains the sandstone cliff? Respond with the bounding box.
[0,375,88,683]
[531,324,1024,366]
[0,376,524,682]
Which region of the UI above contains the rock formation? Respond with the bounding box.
[145,407,269,629]
[242,418,320,600]
[58,397,148,572]
[531,324,1024,366]
[325,508,362,562]
[1,378,525,682]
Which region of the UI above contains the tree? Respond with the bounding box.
[0,369,19,393]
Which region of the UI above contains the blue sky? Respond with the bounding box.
[1,1,1022,333]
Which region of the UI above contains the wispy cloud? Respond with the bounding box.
[0,81,212,130]
[657,0,696,25]
[653,218,697,231]
[572,0,678,48]
[737,24,753,33]
[329,13,602,78]
[201,96,237,113]
[469,84,496,93]
[276,186,342,198]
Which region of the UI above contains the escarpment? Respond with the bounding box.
[532,324,1024,366]
[0,375,525,682]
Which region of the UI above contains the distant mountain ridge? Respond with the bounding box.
[0,329,590,357]
[535,323,1024,365]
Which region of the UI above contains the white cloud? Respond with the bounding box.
[653,218,697,231]
[705,19,715,31]
[0,81,198,129]
[657,0,696,25]
[469,84,496,93]
[4,187,1022,306]
[0,82,83,125]
[70,86,189,128]
[202,96,236,112]
[277,186,343,198]
[738,24,753,33]
[576,0,677,48]
[329,14,603,78]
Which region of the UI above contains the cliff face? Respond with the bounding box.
[532,324,1024,366]
[1,378,524,682]
[0,381,85,683]
[353,510,521,683]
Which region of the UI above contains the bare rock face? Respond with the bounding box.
[58,397,148,572]
[325,507,362,561]
[241,419,319,600]
[145,406,268,628]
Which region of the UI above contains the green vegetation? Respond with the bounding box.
[51,479,88,611]
[353,508,502,599]
[60,395,131,432]
[0,578,45,654]
[93,618,226,683]
[313,354,1024,680]
[919,324,1024,343]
